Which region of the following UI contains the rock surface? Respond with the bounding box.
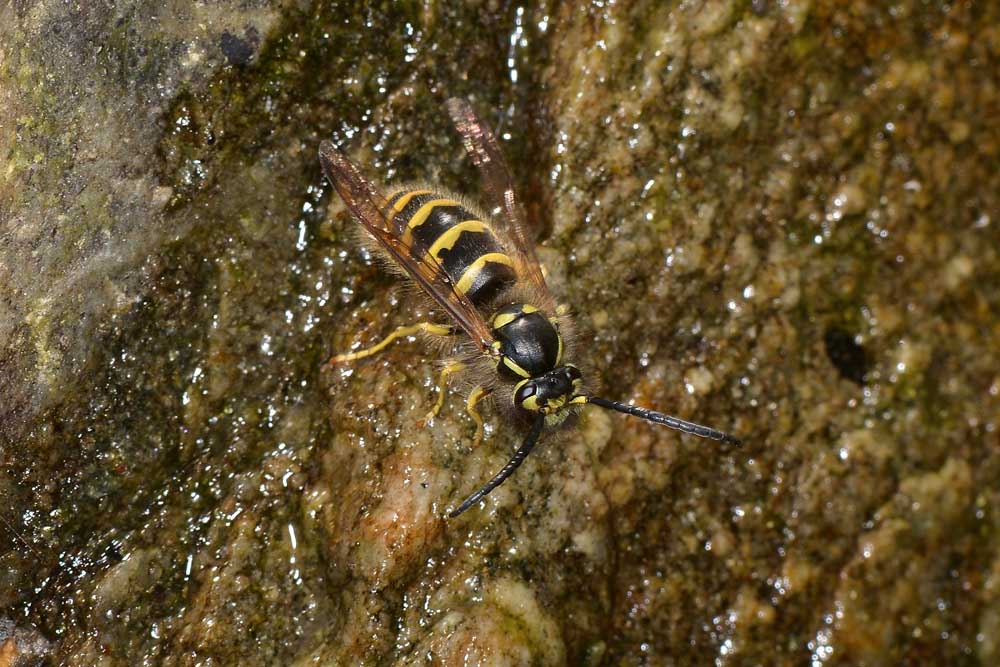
[1,0,998,665]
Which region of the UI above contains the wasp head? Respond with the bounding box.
[513,365,585,425]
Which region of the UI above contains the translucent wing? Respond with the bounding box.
[319,141,495,353]
[445,98,550,295]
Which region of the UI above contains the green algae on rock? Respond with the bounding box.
[1,0,998,665]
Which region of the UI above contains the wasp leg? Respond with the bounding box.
[329,321,454,364]
[426,361,467,421]
[466,386,492,447]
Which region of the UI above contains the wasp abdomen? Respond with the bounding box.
[388,189,517,306]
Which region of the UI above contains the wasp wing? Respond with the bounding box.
[445,98,550,296]
[319,141,495,353]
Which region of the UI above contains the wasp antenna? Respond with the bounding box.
[450,414,546,518]
[587,396,741,446]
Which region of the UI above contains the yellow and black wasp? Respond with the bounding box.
[319,98,740,518]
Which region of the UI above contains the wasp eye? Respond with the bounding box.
[514,381,543,412]
[515,383,536,402]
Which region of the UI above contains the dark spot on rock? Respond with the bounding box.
[220,29,258,66]
[824,327,869,385]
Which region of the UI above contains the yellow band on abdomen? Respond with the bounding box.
[428,220,488,260]
[389,189,432,213]
[400,198,460,246]
[455,253,515,294]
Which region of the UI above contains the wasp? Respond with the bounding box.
[319,98,740,518]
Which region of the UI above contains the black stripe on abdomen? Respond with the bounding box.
[456,258,517,305]
[437,229,499,277]
[388,189,518,305]
[410,204,469,250]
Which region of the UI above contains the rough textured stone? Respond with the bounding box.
[1,1,998,665]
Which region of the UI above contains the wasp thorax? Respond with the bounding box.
[513,365,583,415]
[491,303,563,380]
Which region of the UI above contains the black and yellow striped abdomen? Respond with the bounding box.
[387,189,518,306]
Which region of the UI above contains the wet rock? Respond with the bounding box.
[1,0,997,665]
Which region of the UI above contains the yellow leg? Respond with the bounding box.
[329,321,453,364]
[427,362,467,420]
[466,386,492,447]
